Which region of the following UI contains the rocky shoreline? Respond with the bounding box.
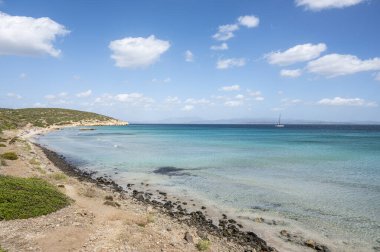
[37,143,277,252]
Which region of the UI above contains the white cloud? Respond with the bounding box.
[280,69,302,78]
[93,92,155,108]
[235,94,245,100]
[217,58,246,69]
[237,15,260,28]
[318,97,377,107]
[0,12,69,57]
[182,105,194,111]
[6,92,22,99]
[165,96,181,104]
[213,24,239,41]
[185,98,211,105]
[219,85,240,91]
[76,89,92,98]
[212,15,259,42]
[295,0,365,11]
[247,90,264,101]
[115,93,153,103]
[163,77,171,83]
[19,73,27,79]
[224,100,243,107]
[266,43,327,66]
[109,35,170,68]
[307,54,380,77]
[210,43,228,51]
[247,90,262,97]
[185,50,194,62]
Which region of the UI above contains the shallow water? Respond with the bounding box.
[36,124,380,251]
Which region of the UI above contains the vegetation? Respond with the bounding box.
[29,158,41,166]
[0,108,115,132]
[196,239,211,251]
[0,176,71,220]
[0,245,5,252]
[0,158,6,166]
[0,144,6,147]
[0,137,7,142]
[49,172,68,181]
[1,152,18,160]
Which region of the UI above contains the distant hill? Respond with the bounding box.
[0,108,123,132]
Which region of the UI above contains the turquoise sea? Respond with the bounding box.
[36,124,380,251]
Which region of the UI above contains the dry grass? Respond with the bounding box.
[79,186,98,198]
[49,172,68,181]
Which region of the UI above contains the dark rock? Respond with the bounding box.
[105,195,113,201]
[304,239,316,249]
[158,191,167,196]
[201,206,206,210]
[104,200,120,207]
[184,231,193,243]
[134,192,145,201]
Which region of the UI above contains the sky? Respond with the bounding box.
[0,0,380,123]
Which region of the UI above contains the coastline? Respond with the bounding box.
[0,125,272,252]
[31,126,340,251]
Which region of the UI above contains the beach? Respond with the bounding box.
[0,125,273,252]
[1,123,379,251]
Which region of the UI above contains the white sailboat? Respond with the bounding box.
[275,114,285,128]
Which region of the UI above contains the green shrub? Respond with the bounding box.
[0,245,6,252]
[0,137,7,142]
[1,152,18,160]
[0,144,6,147]
[196,239,211,251]
[0,176,71,220]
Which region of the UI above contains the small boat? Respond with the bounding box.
[275,114,284,128]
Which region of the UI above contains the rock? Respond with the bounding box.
[316,245,331,252]
[304,239,316,249]
[159,191,167,196]
[103,200,120,207]
[104,195,113,201]
[254,217,264,223]
[201,206,206,210]
[197,230,208,240]
[135,192,145,201]
[184,231,193,243]
[280,230,289,237]
[57,184,65,188]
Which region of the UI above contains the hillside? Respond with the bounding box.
[0,108,126,132]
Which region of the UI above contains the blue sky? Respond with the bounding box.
[0,0,380,123]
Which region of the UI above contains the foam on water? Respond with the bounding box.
[36,124,380,251]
